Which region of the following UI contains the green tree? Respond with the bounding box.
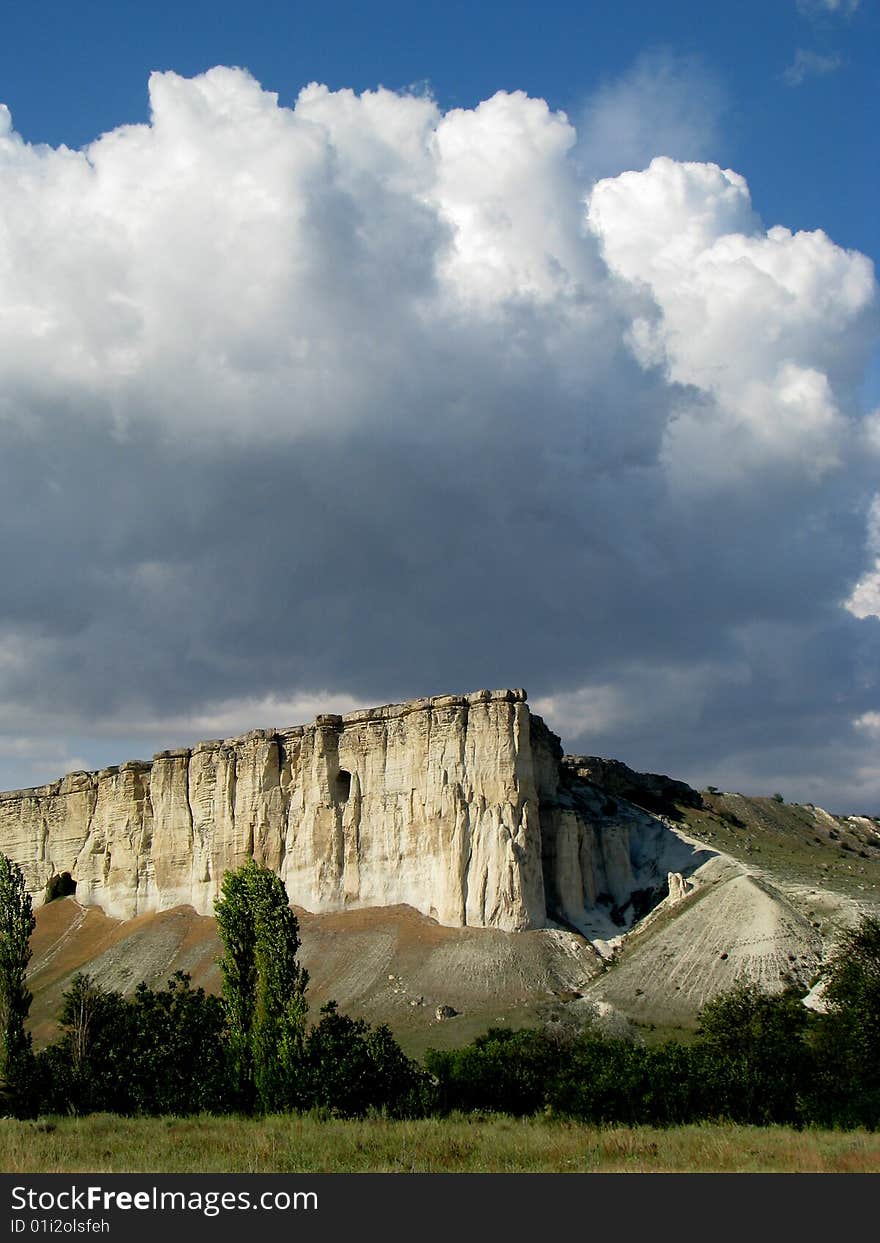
[39,971,229,1116]
[694,981,813,1125]
[811,915,880,1127]
[0,855,36,1115]
[426,1027,564,1117]
[820,915,880,1031]
[214,860,309,1112]
[126,973,229,1115]
[305,1001,426,1118]
[38,974,132,1115]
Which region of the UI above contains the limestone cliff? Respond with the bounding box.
[0,688,706,933]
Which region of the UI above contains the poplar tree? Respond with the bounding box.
[0,855,35,1114]
[214,860,309,1112]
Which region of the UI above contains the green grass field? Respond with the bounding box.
[2,1114,879,1173]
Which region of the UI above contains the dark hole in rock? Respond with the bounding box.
[44,872,76,903]
[335,769,352,803]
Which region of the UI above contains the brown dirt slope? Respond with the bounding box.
[26,899,602,1057]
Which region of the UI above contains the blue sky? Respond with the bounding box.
[0,0,878,809]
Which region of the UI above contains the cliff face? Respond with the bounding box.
[0,688,707,934]
[0,690,553,929]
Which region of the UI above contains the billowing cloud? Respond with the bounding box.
[783,49,843,85]
[0,67,877,810]
[574,51,726,181]
[589,157,874,485]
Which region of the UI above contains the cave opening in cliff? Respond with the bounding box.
[44,871,76,903]
[335,769,352,803]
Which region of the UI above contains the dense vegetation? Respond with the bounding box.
[1,854,879,1129]
[0,854,35,1114]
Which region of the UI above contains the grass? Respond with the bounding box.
[681,794,880,900]
[2,1114,880,1173]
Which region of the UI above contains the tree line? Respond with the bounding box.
[1,854,879,1127]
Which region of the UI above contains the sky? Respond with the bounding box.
[0,0,877,811]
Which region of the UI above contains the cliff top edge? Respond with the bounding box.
[0,687,531,801]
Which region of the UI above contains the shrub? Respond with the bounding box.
[304,1002,426,1118]
[425,1027,564,1117]
[547,1033,651,1125]
[38,972,229,1116]
[694,982,813,1125]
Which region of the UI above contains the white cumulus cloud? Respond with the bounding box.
[846,496,880,619]
[587,157,875,486]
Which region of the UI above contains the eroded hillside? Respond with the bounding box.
[574,769,880,1035]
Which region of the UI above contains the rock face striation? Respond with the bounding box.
[0,688,706,933]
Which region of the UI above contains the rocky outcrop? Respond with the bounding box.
[0,688,709,934]
[667,871,693,905]
[563,756,703,820]
[539,764,712,940]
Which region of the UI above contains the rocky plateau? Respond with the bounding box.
[3,687,878,1045]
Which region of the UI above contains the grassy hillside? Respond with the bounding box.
[681,791,880,903]
[569,786,880,1038]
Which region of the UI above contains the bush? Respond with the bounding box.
[304,1001,426,1118]
[809,916,880,1128]
[38,972,229,1116]
[694,982,813,1125]
[548,1032,653,1125]
[425,1028,564,1117]
[640,1042,705,1125]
